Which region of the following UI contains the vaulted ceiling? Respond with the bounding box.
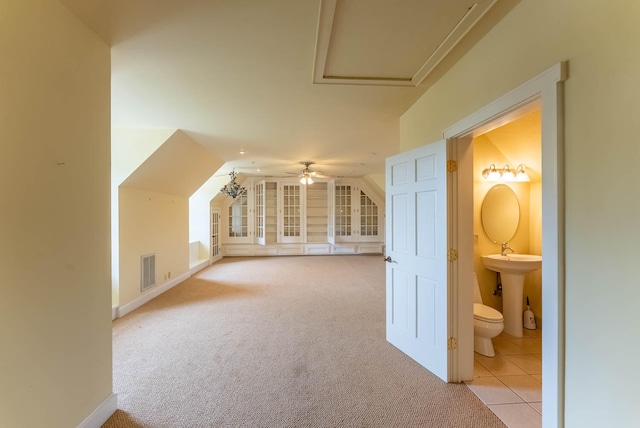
[59,0,518,179]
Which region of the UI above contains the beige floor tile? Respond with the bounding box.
[497,374,542,402]
[464,376,524,405]
[529,402,543,414]
[497,331,518,340]
[474,354,528,377]
[474,359,493,377]
[493,338,526,355]
[503,354,542,375]
[522,328,542,338]
[489,403,542,428]
[506,338,542,353]
[468,327,544,428]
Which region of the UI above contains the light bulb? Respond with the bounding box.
[501,165,515,182]
[515,164,530,182]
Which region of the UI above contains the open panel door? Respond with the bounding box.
[385,139,450,382]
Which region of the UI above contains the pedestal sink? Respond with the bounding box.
[481,254,542,337]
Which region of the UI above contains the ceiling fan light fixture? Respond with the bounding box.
[300,176,313,185]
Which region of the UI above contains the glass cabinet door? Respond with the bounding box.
[228,193,248,237]
[359,190,380,241]
[334,184,354,242]
[255,180,266,245]
[280,183,303,243]
[227,192,251,243]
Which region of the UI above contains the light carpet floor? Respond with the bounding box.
[103,255,505,427]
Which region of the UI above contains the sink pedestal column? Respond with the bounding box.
[501,273,524,337]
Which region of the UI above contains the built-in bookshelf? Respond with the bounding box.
[265,181,278,244]
[306,182,328,243]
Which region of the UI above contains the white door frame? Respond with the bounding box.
[443,62,567,428]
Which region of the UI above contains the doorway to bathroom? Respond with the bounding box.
[443,62,566,427]
[384,63,565,425]
[468,103,544,425]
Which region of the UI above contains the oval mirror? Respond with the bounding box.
[481,184,520,244]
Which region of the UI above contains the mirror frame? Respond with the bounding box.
[481,184,520,244]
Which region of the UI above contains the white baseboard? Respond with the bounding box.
[112,305,118,321]
[116,272,190,318]
[77,393,117,428]
[189,259,209,275]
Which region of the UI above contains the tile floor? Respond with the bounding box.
[465,328,542,428]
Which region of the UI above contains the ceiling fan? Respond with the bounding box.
[287,162,330,184]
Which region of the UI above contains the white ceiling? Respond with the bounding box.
[59,0,515,179]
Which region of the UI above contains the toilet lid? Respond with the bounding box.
[474,303,503,322]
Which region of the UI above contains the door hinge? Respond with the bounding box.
[448,337,457,350]
[447,249,458,262]
[447,160,457,172]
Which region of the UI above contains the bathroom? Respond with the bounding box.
[467,106,544,420]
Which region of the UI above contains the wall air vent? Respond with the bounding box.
[141,254,156,292]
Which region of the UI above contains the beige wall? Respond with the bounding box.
[0,0,112,426]
[401,0,640,425]
[118,188,189,307]
[111,128,175,304]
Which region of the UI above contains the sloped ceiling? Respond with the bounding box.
[482,109,541,181]
[121,130,224,197]
[59,0,519,179]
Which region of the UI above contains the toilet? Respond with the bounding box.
[473,273,504,357]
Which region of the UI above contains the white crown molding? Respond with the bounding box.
[312,0,497,87]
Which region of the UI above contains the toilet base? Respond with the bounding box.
[474,336,496,357]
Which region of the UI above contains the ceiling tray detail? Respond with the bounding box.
[312,0,497,87]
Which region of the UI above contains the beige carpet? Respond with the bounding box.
[103,255,505,427]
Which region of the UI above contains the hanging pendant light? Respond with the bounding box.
[220,169,247,199]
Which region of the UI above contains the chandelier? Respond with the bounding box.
[219,170,246,199]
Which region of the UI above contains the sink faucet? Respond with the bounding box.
[501,243,515,256]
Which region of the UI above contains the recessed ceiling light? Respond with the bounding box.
[239,150,246,155]
[369,152,377,156]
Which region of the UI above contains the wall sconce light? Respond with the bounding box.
[515,164,530,182]
[482,164,530,182]
[501,165,515,182]
[482,164,502,181]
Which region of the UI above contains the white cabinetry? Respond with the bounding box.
[329,180,383,251]
[221,177,383,256]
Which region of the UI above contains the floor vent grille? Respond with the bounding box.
[141,254,156,291]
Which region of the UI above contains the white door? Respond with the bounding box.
[211,207,222,262]
[385,139,450,382]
